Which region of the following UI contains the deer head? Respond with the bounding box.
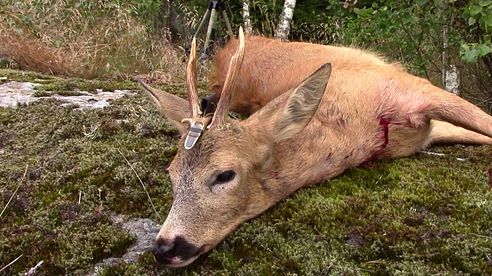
[139,28,332,267]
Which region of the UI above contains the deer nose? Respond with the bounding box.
[200,94,218,115]
[154,238,175,257]
[153,236,201,266]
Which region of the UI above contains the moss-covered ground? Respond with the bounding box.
[1,69,491,275]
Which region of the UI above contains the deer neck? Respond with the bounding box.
[258,121,383,204]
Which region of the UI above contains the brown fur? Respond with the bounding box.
[210,35,492,148]
[142,35,492,267]
[209,35,404,115]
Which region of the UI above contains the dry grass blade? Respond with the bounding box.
[0,23,74,76]
[1,5,184,80]
[0,254,23,274]
[117,149,162,221]
[0,164,28,219]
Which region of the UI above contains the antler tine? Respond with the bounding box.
[186,37,201,118]
[209,27,245,129]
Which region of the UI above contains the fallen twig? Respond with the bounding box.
[470,233,492,240]
[419,151,468,162]
[25,260,43,276]
[117,149,162,220]
[0,164,28,219]
[366,259,386,265]
[0,254,23,274]
[419,150,446,157]
[488,168,492,191]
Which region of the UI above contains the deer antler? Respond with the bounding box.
[208,27,245,129]
[187,37,201,118]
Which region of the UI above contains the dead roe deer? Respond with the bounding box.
[138,28,492,267]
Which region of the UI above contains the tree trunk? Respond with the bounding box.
[442,15,448,88]
[168,0,181,43]
[442,2,460,95]
[275,0,296,41]
[442,22,460,95]
[242,0,252,34]
[445,65,460,95]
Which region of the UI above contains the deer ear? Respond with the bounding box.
[273,63,331,141]
[139,81,190,134]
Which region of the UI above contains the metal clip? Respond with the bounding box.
[184,121,204,150]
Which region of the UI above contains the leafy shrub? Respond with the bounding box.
[460,0,492,63]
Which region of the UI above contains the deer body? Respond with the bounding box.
[210,36,407,115]
[210,35,492,158]
[139,31,492,267]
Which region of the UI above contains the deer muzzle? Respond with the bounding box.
[153,236,205,267]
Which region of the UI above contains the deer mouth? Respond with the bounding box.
[163,254,202,268]
[154,242,209,268]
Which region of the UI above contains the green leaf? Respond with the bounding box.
[483,12,492,28]
[479,0,492,7]
[460,44,480,63]
[477,44,492,56]
[469,5,483,16]
[468,17,477,26]
[354,8,373,18]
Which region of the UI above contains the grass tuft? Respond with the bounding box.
[0,1,185,80]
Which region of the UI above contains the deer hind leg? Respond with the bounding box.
[424,120,492,147]
[425,87,492,140]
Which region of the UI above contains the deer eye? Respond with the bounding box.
[214,170,236,185]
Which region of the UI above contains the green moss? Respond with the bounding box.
[1,70,491,274]
[33,78,138,93]
[0,69,138,93]
[0,68,53,82]
[0,81,175,274]
[0,58,15,69]
[32,90,52,97]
